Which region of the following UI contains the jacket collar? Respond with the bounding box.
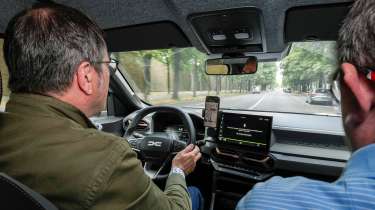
[6,93,96,129]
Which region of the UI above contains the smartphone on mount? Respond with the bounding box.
[203,96,220,128]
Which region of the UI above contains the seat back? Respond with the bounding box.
[0,69,2,103]
[0,173,58,210]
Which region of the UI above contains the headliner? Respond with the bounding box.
[0,0,353,54]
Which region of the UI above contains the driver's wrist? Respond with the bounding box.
[170,166,185,179]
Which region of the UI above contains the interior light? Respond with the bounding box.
[234,33,250,39]
[212,34,227,41]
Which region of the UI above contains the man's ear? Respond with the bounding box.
[76,61,94,95]
[341,63,375,112]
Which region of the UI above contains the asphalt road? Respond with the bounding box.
[1,91,341,116]
[178,89,341,116]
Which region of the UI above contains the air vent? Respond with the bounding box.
[136,120,149,131]
[123,119,150,131]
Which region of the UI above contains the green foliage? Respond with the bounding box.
[281,42,337,92]
[251,62,277,90]
[114,47,281,101]
[113,51,146,91]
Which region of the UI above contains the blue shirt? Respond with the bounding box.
[236,144,375,210]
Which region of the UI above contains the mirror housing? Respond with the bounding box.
[206,56,258,75]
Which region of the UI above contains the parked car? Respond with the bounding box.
[306,88,334,105]
[250,87,261,94]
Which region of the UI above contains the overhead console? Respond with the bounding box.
[189,8,265,54]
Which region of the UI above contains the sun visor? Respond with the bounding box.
[105,21,191,52]
[189,8,265,54]
[285,3,352,42]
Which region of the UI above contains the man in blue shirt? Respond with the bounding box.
[237,1,375,209]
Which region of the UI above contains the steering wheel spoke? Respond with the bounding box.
[173,139,187,153]
[127,132,146,151]
[143,156,171,179]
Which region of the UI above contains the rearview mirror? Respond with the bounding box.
[205,56,258,75]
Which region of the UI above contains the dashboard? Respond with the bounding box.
[152,112,205,142]
[115,107,350,180]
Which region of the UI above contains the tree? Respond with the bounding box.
[178,48,207,95]
[149,49,173,93]
[215,76,221,95]
[172,48,181,99]
[281,42,337,92]
[142,53,152,100]
[114,50,156,100]
[116,51,146,94]
[236,62,277,92]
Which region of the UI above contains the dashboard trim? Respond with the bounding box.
[273,125,344,136]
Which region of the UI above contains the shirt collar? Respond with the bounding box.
[6,93,96,129]
[342,144,375,177]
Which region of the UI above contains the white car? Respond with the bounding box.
[306,89,334,105]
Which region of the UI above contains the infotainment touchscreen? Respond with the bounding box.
[218,112,273,154]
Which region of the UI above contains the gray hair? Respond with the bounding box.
[338,0,375,68]
[4,3,107,94]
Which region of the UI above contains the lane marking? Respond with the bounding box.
[248,94,266,110]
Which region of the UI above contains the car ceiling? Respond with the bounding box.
[0,0,353,55]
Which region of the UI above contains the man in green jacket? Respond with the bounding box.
[0,2,202,210]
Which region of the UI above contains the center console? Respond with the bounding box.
[212,112,274,179]
[206,111,275,210]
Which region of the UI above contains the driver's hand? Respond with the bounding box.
[172,144,201,175]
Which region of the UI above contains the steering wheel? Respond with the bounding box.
[124,106,196,179]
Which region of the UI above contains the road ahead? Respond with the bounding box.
[178,89,341,116]
[0,90,341,116]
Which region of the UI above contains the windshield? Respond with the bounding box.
[113,41,340,116]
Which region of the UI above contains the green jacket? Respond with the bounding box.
[0,93,191,210]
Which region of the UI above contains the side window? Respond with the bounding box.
[0,39,9,111]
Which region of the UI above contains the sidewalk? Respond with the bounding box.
[148,91,209,101]
[146,90,245,105]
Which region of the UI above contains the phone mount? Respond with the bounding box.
[202,109,222,138]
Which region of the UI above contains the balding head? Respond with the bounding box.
[4,3,107,94]
[337,0,375,150]
[338,0,375,68]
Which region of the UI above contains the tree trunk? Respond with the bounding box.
[207,77,212,94]
[192,59,198,97]
[143,54,152,101]
[215,76,221,95]
[239,78,242,93]
[172,48,180,99]
[166,59,171,94]
[318,73,324,88]
[229,78,233,93]
[197,69,201,91]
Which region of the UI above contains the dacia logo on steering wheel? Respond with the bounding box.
[147,141,162,147]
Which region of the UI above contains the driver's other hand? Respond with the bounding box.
[172,144,202,175]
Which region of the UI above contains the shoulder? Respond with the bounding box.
[236,176,350,210]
